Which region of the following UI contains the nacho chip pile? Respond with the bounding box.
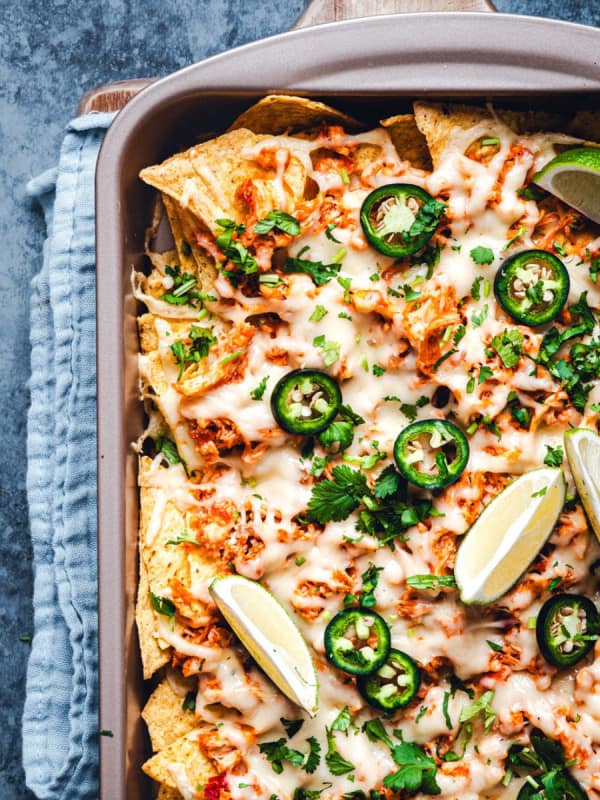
[135,95,600,799]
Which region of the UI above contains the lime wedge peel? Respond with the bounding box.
[533,147,600,224]
[209,575,319,716]
[454,467,566,605]
[564,428,600,544]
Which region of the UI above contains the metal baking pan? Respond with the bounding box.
[95,1,600,797]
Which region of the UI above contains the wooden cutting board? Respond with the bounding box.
[78,0,495,114]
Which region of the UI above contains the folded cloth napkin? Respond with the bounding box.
[24,111,116,800]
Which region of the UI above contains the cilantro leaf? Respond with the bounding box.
[281,717,304,738]
[470,246,494,265]
[325,223,341,243]
[284,256,341,286]
[304,736,321,774]
[325,729,354,775]
[254,210,301,236]
[384,741,440,795]
[491,329,523,368]
[318,420,355,452]
[362,718,392,748]
[406,198,446,241]
[182,691,196,712]
[259,738,305,774]
[458,690,496,733]
[373,465,403,499]
[150,593,176,619]
[215,218,258,280]
[544,445,564,467]
[331,706,351,732]
[306,466,368,523]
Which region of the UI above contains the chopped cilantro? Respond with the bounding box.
[406,574,457,590]
[432,348,457,372]
[325,729,355,775]
[504,224,526,250]
[337,275,352,303]
[254,210,301,236]
[543,445,563,467]
[309,304,328,322]
[284,256,341,286]
[281,717,304,738]
[490,329,523,368]
[590,257,600,284]
[372,364,386,377]
[470,246,494,265]
[182,691,196,712]
[471,304,489,327]
[486,639,503,653]
[250,376,269,401]
[459,690,496,733]
[549,576,562,592]
[478,365,494,384]
[325,223,341,243]
[313,334,341,366]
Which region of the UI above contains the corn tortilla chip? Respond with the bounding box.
[413,101,571,168]
[142,729,215,790]
[157,785,183,800]
[140,128,308,234]
[381,114,432,171]
[136,552,171,679]
[228,94,362,135]
[142,677,197,752]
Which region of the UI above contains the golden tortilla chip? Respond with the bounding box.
[140,128,307,234]
[161,194,198,276]
[413,101,571,168]
[228,94,362,135]
[157,786,183,800]
[381,114,432,171]
[567,110,600,144]
[142,729,215,790]
[142,677,198,752]
[136,552,171,679]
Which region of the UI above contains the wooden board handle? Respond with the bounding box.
[293,0,495,27]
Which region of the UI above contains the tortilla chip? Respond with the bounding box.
[136,553,171,679]
[140,128,307,234]
[157,786,183,800]
[229,94,362,135]
[142,729,215,790]
[142,678,198,752]
[413,101,571,168]
[567,110,600,144]
[381,114,432,171]
[161,195,198,276]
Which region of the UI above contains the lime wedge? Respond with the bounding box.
[454,467,565,604]
[533,147,600,224]
[564,428,600,544]
[209,575,319,715]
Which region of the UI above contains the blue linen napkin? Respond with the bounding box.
[24,111,116,800]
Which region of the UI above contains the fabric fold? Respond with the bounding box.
[24,111,116,800]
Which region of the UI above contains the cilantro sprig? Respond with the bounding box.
[254,210,301,236]
[306,464,438,547]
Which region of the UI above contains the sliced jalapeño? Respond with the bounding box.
[357,649,421,711]
[270,368,342,435]
[324,608,390,676]
[536,593,598,668]
[393,419,469,490]
[360,184,443,258]
[494,250,569,326]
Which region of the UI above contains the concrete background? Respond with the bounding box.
[0,0,598,797]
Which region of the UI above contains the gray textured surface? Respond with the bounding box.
[0,1,598,798]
